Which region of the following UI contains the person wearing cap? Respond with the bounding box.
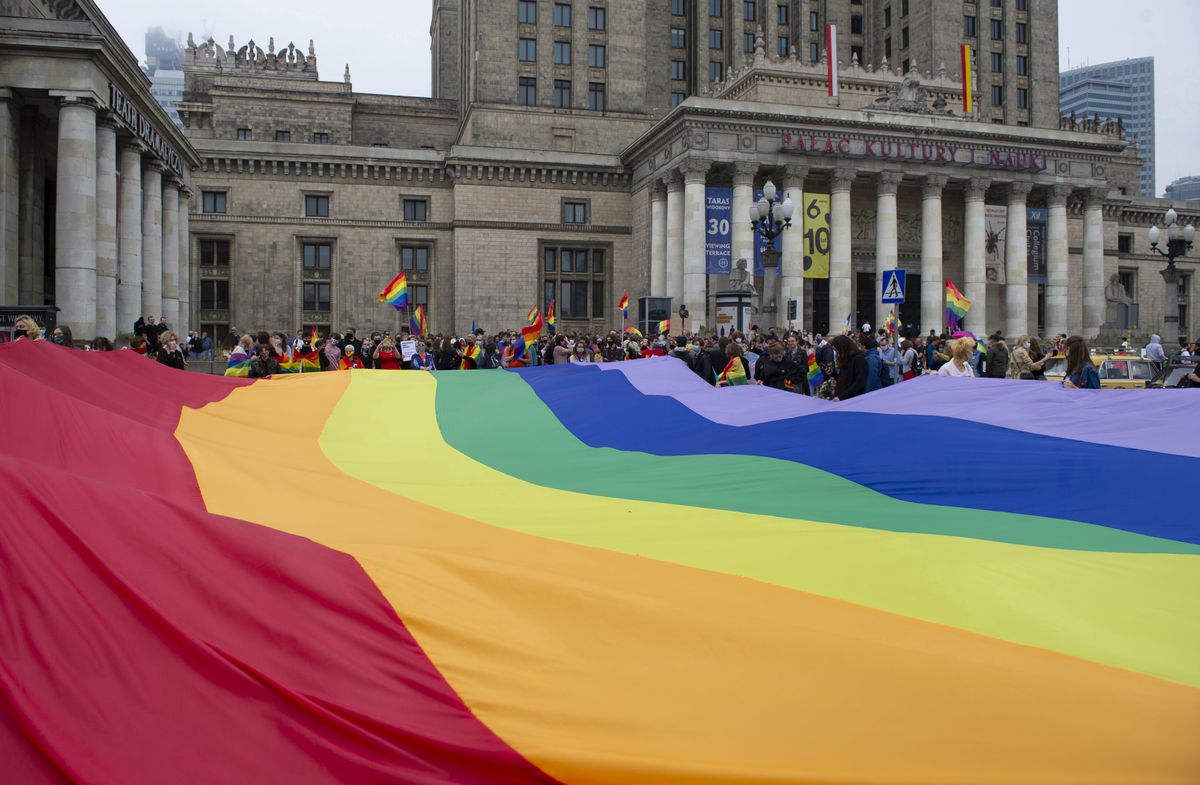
[984,332,1009,378]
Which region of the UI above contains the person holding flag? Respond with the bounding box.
[716,342,751,387]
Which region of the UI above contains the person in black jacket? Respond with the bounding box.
[155,333,188,370]
[248,345,281,378]
[754,341,797,390]
[831,334,868,400]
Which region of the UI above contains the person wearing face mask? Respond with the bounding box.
[877,334,899,387]
[568,342,593,364]
[13,314,43,341]
[1008,336,1035,379]
[156,333,188,370]
[50,325,74,348]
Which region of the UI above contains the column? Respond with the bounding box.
[780,164,808,328]
[178,189,191,337]
[1045,184,1071,340]
[55,97,98,339]
[920,175,948,334]
[731,161,755,278]
[1004,181,1032,339]
[649,180,667,296]
[1082,188,1106,339]
[141,162,164,320]
[962,178,989,335]
[874,171,901,332]
[0,91,18,304]
[161,180,180,331]
[829,168,854,332]
[682,159,711,331]
[94,116,118,339]
[117,143,144,336]
[665,169,684,310]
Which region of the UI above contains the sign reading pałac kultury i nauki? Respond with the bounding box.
[779,132,1047,172]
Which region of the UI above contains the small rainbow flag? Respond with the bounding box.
[546,300,556,334]
[961,44,973,114]
[885,310,900,335]
[460,343,482,370]
[523,311,544,345]
[527,306,540,324]
[379,272,409,310]
[309,326,319,347]
[945,280,972,329]
[807,350,824,390]
[623,326,643,339]
[618,293,629,319]
[223,357,251,378]
[410,305,427,337]
[718,357,748,386]
[656,319,670,336]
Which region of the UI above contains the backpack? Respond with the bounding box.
[910,349,923,375]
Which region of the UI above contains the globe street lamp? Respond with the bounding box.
[1147,208,1196,349]
[747,179,794,317]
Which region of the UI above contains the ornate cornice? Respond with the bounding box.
[190,213,631,234]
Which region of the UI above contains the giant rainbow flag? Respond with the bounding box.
[1,340,1198,785]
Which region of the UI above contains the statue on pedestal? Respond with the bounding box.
[728,257,757,296]
[1104,273,1132,328]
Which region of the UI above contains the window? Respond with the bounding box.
[1016,22,1027,43]
[851,44,863,64]
[809,10,819,30]
[810,42,819,61]
[200,280,229,310]
[901,0,908,15]
[671,27,686,48]
[671,59,686,80]
[304,195,329,217]
[302,242,331,269]
[303,282,331,312]
[554,2,572,26]
[519,77,537,105]
[199,239,230,266]
[312,132,329,144]
[400,246,429,273]
[1118,236,1133,255]
[777,37,789,57]
[710,29,723,48]
[991,85,1004,105]
[778,4,788,24]
[519,0,536,24]
[588,44,606,67]
[588,6,605,29]
[544,246,606,321]
[1016,0,1027,9]
[990,0,1001,6]
[709,0,722,16]
[884,6,891,26]
[410,284,428,313]
[1017,87,1028,108]
[201,191,226,214]
[964,15,976,37]
[671,91,685,107]
[1016,54,1028,75]
[990,18,1003,39]
[850,14,862,34]
[403,199,428,222]
[588,81,606,110]
[901,26,909,48]
[709,61,723,81]
[671,0,686,14]
[519,37,537,61]
[275,130,291,142]
[563,201,587,224]
[744,33,755,52]
[744,0,756,21]
[991,51,1002,72]
[554,79,572,107]
[884,37,891,57]
[554,41,571,64]
[902,57,909,72]
[236,128,252,141]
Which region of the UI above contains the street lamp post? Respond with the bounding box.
[748,179,794,322]
[1147,208,1196,350]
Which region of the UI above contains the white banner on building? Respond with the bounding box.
[984,204,1007,285]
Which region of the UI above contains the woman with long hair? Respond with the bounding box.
[1026,336,1053,381]
[936,337,977,377]
[831,334,868,400]
[1062,335,1100,389]
[13,314,42,341]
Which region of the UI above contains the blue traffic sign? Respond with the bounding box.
[881,269,906,304]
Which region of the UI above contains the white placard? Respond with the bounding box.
[400,340,417,361]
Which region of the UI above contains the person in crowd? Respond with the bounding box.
[322,337,342,370]
[754,341,795,390]
[900,339,919,380]
[90,336,114,352]
[1062,336,1101,389]
[156,333,188,370]
[715,341,750,387]
[248,345,281,378]
[569,342,593,364]
[1008,336,1034,379]
[925,336,948,372]
[861,335,885,392]
[49,325,73,347]
[14,314,43,341]
[230,334,254,362]
[831,335,867,400]
[1026,337,1054,381]
[410,341,434,370]
[222,326,240,357]
[128,335,148,355]
[1144,334,1166,370]
[984,333,1008,378]
[143,316,165,352]
[434,338,460,370]
[373,336,402,369]
[937,337,977,378]
[551,335,572,366]
[878,334,900,386]
[342,344,366,369]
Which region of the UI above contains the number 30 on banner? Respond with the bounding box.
[708,218,730,235]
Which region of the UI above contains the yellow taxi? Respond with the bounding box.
[1042,352,1157,388]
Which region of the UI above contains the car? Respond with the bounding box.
[1145,360,1199,389]
[1041,353,1158,388]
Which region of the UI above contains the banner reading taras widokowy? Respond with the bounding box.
[705,187,733,275]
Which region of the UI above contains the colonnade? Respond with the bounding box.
[646,160,1106,339]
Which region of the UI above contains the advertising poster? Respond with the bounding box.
[984,204,1007,285]
[705,187,733,275]
[1026,207,1047,284]
[802,193,830,279]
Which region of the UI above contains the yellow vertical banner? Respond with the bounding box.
[802,193,830,279]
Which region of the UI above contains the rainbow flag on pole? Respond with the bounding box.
[546,300,556,334]
[526,306,540,324]
[945,280,972,330]
[656,319,670,336]
[618,293,629,319]
[378,272,409,310]
[410,305,427,338]
[885,310,900,335]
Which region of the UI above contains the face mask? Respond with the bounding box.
[51,335,64,345]
[1023,342,1031,349]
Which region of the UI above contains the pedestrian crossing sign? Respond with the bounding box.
[881,269,906,304]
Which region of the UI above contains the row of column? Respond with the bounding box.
[648,162,1107,339]
[0,95,192,341]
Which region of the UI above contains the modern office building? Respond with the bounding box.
[1060,57,1154,198]
[1164,176,1200,202]
[149,68,185,130]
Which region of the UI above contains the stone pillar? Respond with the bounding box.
[0,90,18,304]
[1082,188,1106,339]
[117,143,144,336]
[731,161,756,279]
[780,164,808,328]
[178,189,191,337]
[874,171,901,332]
[1160,266,1181,348]
[665,169,684,311]
[94,116,118,340]
[141,162,164,320]
[829,169,854,332]
[1045,184,1071,340]
[649,180,667,296]
[682,159,711,331]
[1004,181,1032,339]
[161,180,180,332]
[920,175,948,334]
[55,97,99,339]
[962,178,989,335]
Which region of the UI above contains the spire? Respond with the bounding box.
[344,63,351,83]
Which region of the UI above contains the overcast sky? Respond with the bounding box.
[97,0,1197,196]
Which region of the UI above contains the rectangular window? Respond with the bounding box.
[1016,22,1027,43]
[588,5,605,29]
[884,6,891,26]
[809,10,819,30]
[991,18,1003,39]
[884,37,891,58]
[588,81,606,110]
[902,0,908,15]
[304,195,329,218]
[902,57,909,72]
[709,60,723,81]
[991,51,1002,72]
[312,132,329,144]
[1118,235,1133,254]
[554,79,572,107]
[964,15,976,37]
[709,0,723,16]
[200,279,230,310]
[991,84,1004,105]
[851,44,863,63]
[563,201,588,224]
[1017,87,1028,108]
[588,43,606,67]
[744,1,756,21]
[199,239,231,266]
[236,128,252,141]
[671,27,686,48]
[275,130,291,142]
[777,37,788,57]
[592,279,605,317]
[810,41,819,61]
[201,191,227,214]
[303,282,331,312]
[777,4,788,24]
[411,284,428,311]
[544,248,557,273]
[519,37,537,61]
[671,59,686,80]
[901,26,909,48]
[554,41,571,64]
[400,246,429,273]
[554,2,572,26]
[1016,0,1027,9]
[403,199,428,222]
[671,91,685,107]
[671,0,685,14]
[990,0,1001,6]
[519,0,536,24]
[302,242,332,270]
[1016,54,1028,75]
[592,248,605,274]
[710,29,723,48]
[744,32,755,52]
[561,281,588,317]
[850,14,862,34]
[519,77,537,105]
